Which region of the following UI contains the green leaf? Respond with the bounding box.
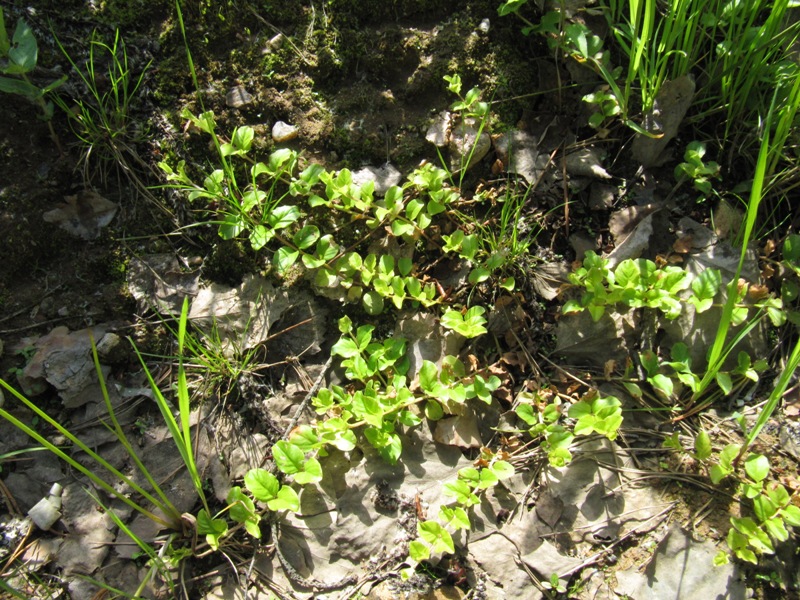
[268,486,300,512]
[244,468,280,502]
[267,205,301,230]
[273,440,305,475]
[490,460,515,480]
[782,504,800,527]
[694,430,712,461]
[713,550,730,566]
[709,464,728,485]
[0,75,39,97]
[468,267,491,285]
[231,126,254,153]
[500,277,515,291]
[294,456,323,485]
[516,403,537,426]
[227,487,259,536]
[8,19,37,74]
[419,360,439,392]
[439,505,471,531]
[715,371,733,395]
[418,520,455,554]
[763,517,789,542]
[649,374,674,399]
[197,509,228,551]
[409,540,430,562]
[744,453,770,483]
[443,479,480,506]
[274,247,299,274]
[362,291,385,315]
[331,337,360,359]
[783,234,800,263]
[692,269,721,302]
[293,225,320,250]
[289,425,319,451]
[424,399,444,420]
[338,316,353,334]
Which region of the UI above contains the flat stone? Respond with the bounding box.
[614,525,746,600]
[449,120,491,171]
[272,120,298,142]
[425,110,451,147]
[565,147,611,179]
[493,129,549,184]
[42,190,118,240]
[351,163,402,195]
[225,85,253,108]
[631,75,696,167]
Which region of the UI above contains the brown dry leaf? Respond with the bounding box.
[433,413,483,448]
[604,359,617,380]
[763,239,777,257]
[42,190,118,240]
[673,234,694,254]
[747,284,770,301]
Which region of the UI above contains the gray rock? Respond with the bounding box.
[42,190,118,240]
[589,183,616,210]
[425,110,451,147]
[449,120,491,171]
[95,332,127,365]
[565,147,612,179]
[615,525,746,600]
[631,75,696,168]
[19,325,110,407]
[225,85,253,108]
[493,129,549,184]
[351,163,402,195]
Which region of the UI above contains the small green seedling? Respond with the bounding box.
[675,141,721,198]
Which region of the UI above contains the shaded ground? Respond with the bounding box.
[1,1,799,599]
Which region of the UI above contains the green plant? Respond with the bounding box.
[441,74,491,185]
[563,252,690,321]
[53,29,153,187]
[635,343,766,405]
[0,337,194,530]
[516,389,623,467]
[708,450,800,565]
[0,296,215,595]
[675,141,722,198]
[0,9,66,150]
[161,119,304,250]
[405,447,515,574]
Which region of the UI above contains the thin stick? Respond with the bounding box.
[281,355,334,440]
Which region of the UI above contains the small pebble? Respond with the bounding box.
[478,18,490,34]
[272,121,299,142]
[226,85,253,108]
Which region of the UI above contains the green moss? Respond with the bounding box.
[203,240,259,287]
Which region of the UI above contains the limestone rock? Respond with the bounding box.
[272,120,298,142]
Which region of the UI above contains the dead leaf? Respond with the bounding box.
[747,284,770,301]
[604,359,616,380]
[42,190,118,239]
[434,413,483,448]
[673,234,694,254]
